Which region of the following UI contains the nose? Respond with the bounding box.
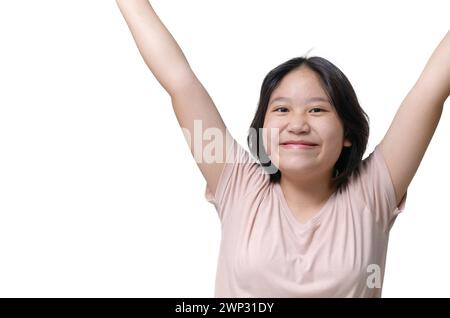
[287,113,311,134]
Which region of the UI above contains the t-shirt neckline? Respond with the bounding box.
[273,181,336,231]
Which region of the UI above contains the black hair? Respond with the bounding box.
[247,56,370,190]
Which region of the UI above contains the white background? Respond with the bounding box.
[0,0,449,297]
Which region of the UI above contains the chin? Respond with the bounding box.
[278,162,315,173]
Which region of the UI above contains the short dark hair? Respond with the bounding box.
[247,56,370,190]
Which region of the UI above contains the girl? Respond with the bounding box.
[116,0,449,297]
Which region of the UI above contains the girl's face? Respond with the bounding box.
[262,66,352,179]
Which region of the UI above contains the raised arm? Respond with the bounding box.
[379,31,450,206]
[116,0,194,94]
[116,0,235,197]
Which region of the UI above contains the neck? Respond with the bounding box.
[279,170,336,209]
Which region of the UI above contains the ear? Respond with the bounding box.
[343,138,352,147]
[343,129,352,147]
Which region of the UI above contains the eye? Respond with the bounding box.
[274,107,288,113]
[309,107,325,113]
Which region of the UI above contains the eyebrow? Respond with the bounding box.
[269,96,330,105]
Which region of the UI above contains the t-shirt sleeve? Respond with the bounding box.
[349,144,408,233]
[204,138,270,223]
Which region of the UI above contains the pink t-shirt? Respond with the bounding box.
[205,138,407,298]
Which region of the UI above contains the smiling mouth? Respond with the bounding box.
[280,143,318,150]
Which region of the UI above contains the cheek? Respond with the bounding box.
[262,126,281,156]
[319,122,346,163]
[320,120,344,143]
